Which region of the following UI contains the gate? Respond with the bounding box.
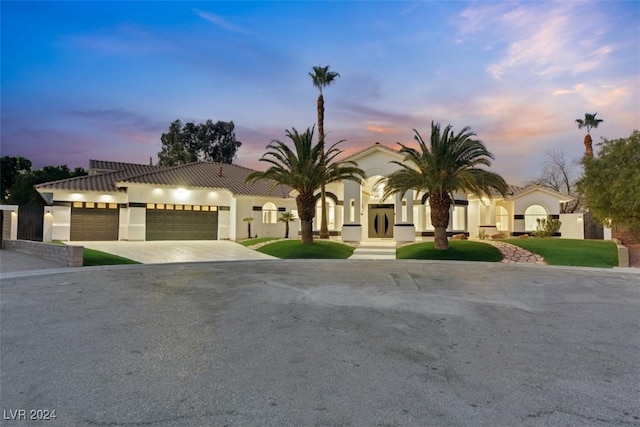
[583,211,604,240]
[18,204,44,241]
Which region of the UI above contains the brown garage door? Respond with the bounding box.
[70,203,119,241]
[146,205,218,241]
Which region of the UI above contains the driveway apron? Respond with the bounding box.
[72,240,275,263]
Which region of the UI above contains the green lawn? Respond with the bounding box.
[257,240,355,259]
[397,240,503,262]
[238,237,281,247]
[505,238,618,268]
[83,248,140,267]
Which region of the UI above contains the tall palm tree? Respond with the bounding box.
[576,112,603,156]
[246,127,364,244]
[309,65,340,239]
[381,122,508,250]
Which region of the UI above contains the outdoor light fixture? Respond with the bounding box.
[175,187,189,200]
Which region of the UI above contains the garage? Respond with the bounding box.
[70,202,119,241]
[146,204,218,241]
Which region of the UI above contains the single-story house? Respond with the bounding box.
[35,143,583,242]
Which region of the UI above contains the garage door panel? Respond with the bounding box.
[146,209,218,241]
[70,207,119,241]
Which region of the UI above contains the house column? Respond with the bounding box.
[394,190,415,242]
[342,180,362,242]
[406,190,414,223]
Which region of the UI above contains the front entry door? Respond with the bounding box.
[368,204,394,238]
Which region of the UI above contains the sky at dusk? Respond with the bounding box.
[2,1,639,185]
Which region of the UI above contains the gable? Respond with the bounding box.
[344,144,406,178]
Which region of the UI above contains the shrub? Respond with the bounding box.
[533,216,561,237]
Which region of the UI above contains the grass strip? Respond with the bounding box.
[257,240,355,259]
[397,240,503,262]
[83,248,140,266]
[504,238,617,268]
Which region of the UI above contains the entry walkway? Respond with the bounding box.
[348,239,396,260]
[484,240,546,264]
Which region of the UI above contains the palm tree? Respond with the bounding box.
[576,112,603,156]
[242,216,254,239]
[381,122,508,250]
[309,65,340,239]
[279,212,295,238]
[246,127,364,244]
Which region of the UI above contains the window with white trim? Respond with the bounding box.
[262,202,278,224]
[525,204,547,231]
[496,206,509,231]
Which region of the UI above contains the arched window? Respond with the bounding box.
[315,198,335,229]
[496,206,509,231]
[262,202,278,224]
[525,204,547,231]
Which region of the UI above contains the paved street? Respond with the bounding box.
[1,261,639,426]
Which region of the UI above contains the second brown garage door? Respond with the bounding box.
[146,205,218,241]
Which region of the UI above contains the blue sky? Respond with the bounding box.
[2,1,638,185]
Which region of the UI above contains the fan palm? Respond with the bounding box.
[246,127,364,244]
[381,122,508,250]
[576,112,603,156]
[309,65,340,239]
[279,212,295,238]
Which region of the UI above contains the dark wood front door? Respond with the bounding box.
[368,204,394,238]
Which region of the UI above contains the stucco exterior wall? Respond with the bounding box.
[513,191,563,233]
[125,185,233,207]
[559,213,585,239]
[51,205,71,241]
[0,205,19,241]
[234,197,298,240]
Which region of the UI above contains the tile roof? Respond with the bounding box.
[117,161,292,197]
[35,170,129,192]
[36,160,293,198]
[88,159,161,175]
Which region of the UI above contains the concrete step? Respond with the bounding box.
[348,254,396,260]
[352,249,395,255]
[349,241,397,260]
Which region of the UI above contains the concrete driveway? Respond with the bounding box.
[1,260,638,426]
[72,240,275,263]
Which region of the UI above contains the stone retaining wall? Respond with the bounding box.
[2,240,83,267]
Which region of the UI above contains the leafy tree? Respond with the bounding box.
[575,112,603,156]
[158,119,242,166]
[1,156,32,202]
[577,130,640,241]
[279,212,295,238]
[12,165,87,205]
[529,150,580,213]
[381,122,507,250]
[246,127,364,245]
[309,65,340,239]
